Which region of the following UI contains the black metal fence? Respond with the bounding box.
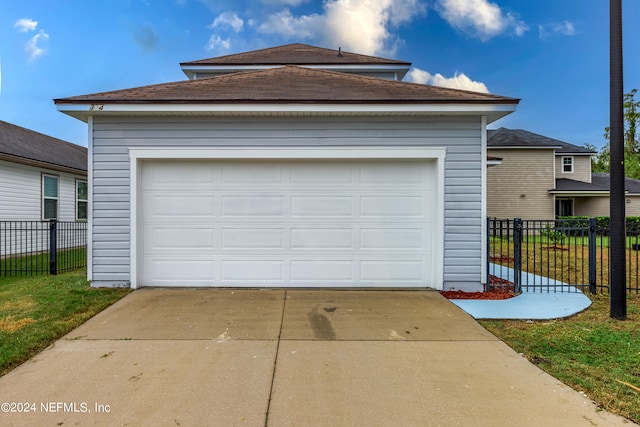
[0,220,87,277]
[488,217,640,294]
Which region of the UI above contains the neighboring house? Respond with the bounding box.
[0,120,88,222]
[487,127,640,219]
[55,43,519,291]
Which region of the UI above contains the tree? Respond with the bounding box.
[591,89,640,178]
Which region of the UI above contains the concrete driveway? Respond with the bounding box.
[0,289,635,426]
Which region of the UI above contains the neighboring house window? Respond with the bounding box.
[562,156,574,173]
[556,198,574,217]
[42,174,59,220]
[76,180,88,221]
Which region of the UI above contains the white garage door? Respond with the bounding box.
[140,159,437,287]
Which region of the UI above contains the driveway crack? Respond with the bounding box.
[264,289,287,427]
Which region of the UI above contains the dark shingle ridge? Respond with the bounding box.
[55,65,517,105]
[0,120,87,173]
[488,127,594,154]
[180,43,411,67]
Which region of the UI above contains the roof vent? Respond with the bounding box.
[337,47,343,57]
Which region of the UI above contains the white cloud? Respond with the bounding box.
[14,18,38,32]
[26,30,49,61]
[436,0,527,41]
[408,67,489,93]
[258,9,319,39]
[207,34,231,51]
[258,0,426,56]
[539,20,576,40]
[210,12,244,33]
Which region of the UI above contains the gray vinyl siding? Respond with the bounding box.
[90,115,484,290]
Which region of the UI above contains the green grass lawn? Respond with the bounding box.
[481,293,640,424]
[0,270,130,376]
[0,247,87,276]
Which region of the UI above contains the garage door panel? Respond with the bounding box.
[360,228,425,249]
[291,228,353,249]
[291,261,353,281]
[291,163,354,184]
[144,258,215,283]
[291,196,353,217]
[145,194,216,218]
[359,162,424,184]
[221,163,284,183]
[221,260,284,281]
[360,260,425,281]
[221,196,285,216]
[143,162,216,187]
[221,228,284,249]
[360,196,424,217]
[141,159,437,287]
[147,226,216,250]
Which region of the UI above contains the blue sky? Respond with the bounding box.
[1,0,638,149]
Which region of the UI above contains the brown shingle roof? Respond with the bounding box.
[0,120,87,173]
[488,128,594,153]
[55,65,517,105]
[180,43,411,67]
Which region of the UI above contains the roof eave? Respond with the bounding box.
[549,190,611,195]
[56,102,517,123]
[0,152,87,175]
[488,145,562,150]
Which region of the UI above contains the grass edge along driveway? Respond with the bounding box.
[481,292,640,424]
[0,270,131,376]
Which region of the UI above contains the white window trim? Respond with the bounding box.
[76,179,88,221]
[42,174,59,220]
[128,146,446,290]
[562,156,574,173]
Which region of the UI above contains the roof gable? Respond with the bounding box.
[0,120,87,174]
[488,127,594,154]
[180,43,411,67]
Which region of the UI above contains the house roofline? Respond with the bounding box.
[549,190,640,196]
[56,102,518,123]
[0,152,87,175]
[488,145,562,150]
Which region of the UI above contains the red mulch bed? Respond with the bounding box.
[440,275,517,300]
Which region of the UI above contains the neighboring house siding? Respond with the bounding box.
[573,197,609,217]
[574,196,640,217]
[0,159,85,221]
[91,116,484,290]
[487,149,555,219]
[555,155,591,183]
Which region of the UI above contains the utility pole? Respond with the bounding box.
[609,0,627,320]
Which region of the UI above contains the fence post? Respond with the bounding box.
[588,217,597,294]
[486,217,490,292]
[49,219,57,275]
[513,218,523,293]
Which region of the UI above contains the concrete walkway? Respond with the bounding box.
[0,289,634,426]
[452,264,593,320]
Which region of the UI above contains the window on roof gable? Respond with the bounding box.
[562,156,574,173]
